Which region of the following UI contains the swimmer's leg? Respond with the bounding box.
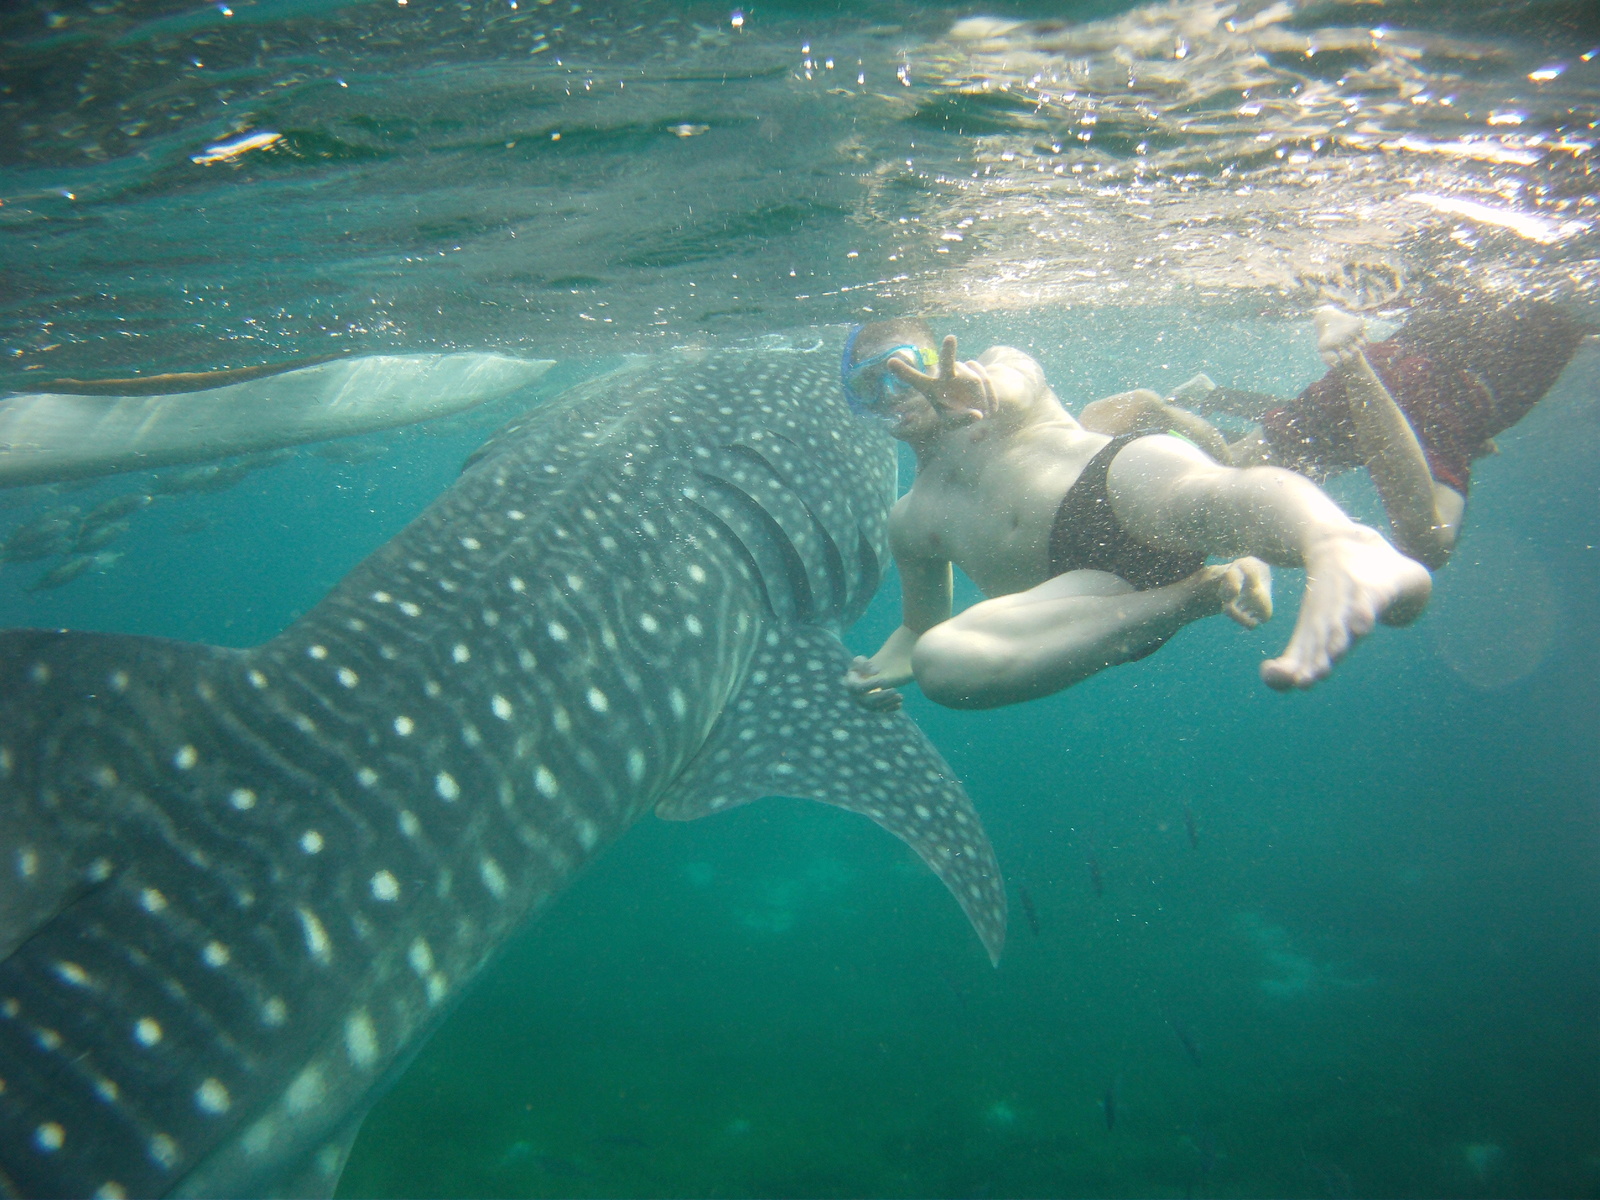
[1314,305,1463,568]
[911,560,1272,709]
[1105,433,1431,690]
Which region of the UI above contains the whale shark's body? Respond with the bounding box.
[0,346,1005,1198]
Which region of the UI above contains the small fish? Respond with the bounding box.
[151,463,227,495]
[24,554,95,591]
[1165,1010,1203,1067]
[80,492,152,529]
[313,439,390,464]
[1018,884,1040,936]
[1084,835,1104,897]
[233,447,296,473]
[1183,801,1198,849]
[1,529,75,563]
[74,518,130,552]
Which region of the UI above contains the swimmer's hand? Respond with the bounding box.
[1215,556,1273,628]
[886,334,997,426]
[1314,305,1369,367]
[844,655,905,713]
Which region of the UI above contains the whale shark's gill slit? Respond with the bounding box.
[692,471,815,622]
[686,498,779,619]
[855,529,884,608]
[725,437,851,615]
[717,442,847,617]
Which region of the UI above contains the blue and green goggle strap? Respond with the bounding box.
[840,326,938,417]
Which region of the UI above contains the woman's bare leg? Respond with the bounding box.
[911,560,1272,709]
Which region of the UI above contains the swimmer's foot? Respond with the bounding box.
[1261,528,1430,691]
[1314,305,1368,367]
[1216,556,1273,629]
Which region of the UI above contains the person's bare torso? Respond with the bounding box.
[893,405,1110,598]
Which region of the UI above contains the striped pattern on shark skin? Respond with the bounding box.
[0,345,1005,1200]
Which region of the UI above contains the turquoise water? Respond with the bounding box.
[3,0,1599,1196]
[0,309,1593,1196]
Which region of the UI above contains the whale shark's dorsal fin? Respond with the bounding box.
[656,625,1007,964]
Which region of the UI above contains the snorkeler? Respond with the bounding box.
[839,319,1431,712]
[1080,296,1593,569]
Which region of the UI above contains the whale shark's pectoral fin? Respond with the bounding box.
[656,626,1006,964]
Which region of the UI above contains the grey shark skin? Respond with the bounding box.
[0,346,1006,1199]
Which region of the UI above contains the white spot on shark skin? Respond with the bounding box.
[93,765,118,787]
[518,648,537,671]
[174,745,198,770]
[460,536,482,551]
[479,857,508,899]
[34,1123,64,1152]
[688,564,706,583]
[296,907,332,962]
[16,847,37,878]
[30,663,50,684]
[345,1011,379,1068]
[575,820,599,851]
[452,644,471,663]
[247,669,268,690]
[399,810,420,838]
[399,601,421,617]
[586,687,609,713]
[506,510,526,521]
[307,644,328,660]
[134,1017,162,1047]
[371,591,392,604]
[0,746,11,776]
[109,670,129,692]
[627,749,646,782]
[149,1133,179,1170]
[408,938,434,975]
[639,613,659,634]
[435,772,460,802]
[94,1183,127,1200]
[547,621,569,642]
[492,694,513,720]
[393,715,415,737]
[35,1027,62,1051]
[565,573,585,592]
[54,961,90,987]
[203,942,230,968]
[534,766,559,798]
[370,871,400,901]
[552,706,571,733]
[229,788,256,811]
[337,667,359,688]
[196,1078,231,1115]
[685,615,703,636]
[357,766,378,788]
[286,1067,325,1114]
[262,997,287,1027]
[140,888,167,913]
[427,973,449,1005]
[300,830,324,854]
[510,575,526,593]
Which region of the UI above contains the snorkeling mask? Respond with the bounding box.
[840,326,938,418]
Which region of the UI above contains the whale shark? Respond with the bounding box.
[0,343,1005,1198]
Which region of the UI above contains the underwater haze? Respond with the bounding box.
[2,0,1598,1196]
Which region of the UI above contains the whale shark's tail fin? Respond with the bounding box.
[656,625,1007,964]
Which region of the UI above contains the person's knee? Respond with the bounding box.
[911,626,1014,709]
